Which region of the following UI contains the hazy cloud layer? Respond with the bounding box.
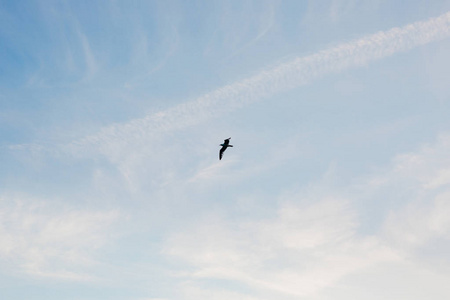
[0,195,121,280]
[162,134,450,299]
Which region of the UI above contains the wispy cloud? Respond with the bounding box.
[0,194,121,280]
[162,133,450,299]
[68,12,450,160]
[77,28,98,81]
[371,134,450,250]
[163,191,397,298]
[225,1,277,58]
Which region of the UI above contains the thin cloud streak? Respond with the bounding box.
[70,12,450,158]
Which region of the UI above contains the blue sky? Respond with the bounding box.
[2,1,450,299]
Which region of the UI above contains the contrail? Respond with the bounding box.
[71,12,450,158]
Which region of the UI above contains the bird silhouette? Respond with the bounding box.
[219,137,233,160]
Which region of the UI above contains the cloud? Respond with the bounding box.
[0,194,121,280]
[162,133,450,299]
[225,0,277,58]
[374,134,450,252]
[66,11,450,161]
[163,194,397,297]
[384,192,450,248]
[76,27,98,81]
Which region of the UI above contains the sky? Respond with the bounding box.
[1,0,450,299]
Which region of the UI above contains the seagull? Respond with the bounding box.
[219,137,233,160]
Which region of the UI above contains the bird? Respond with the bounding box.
[219,137,233,160]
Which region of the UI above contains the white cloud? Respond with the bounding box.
[377,134,450,253]
[391,134,450,189]
[163,195,397,297]
[384,192,450,249]
[0,194,121,280]
[77,28,99,81]
[162,133,450,299]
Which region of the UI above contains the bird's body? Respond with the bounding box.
[219,137,233,160]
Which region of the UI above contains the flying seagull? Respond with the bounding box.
[219,137,233,160]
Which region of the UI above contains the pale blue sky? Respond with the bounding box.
[2,1,450,299]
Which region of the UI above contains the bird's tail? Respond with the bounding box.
[229,145,233,147]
